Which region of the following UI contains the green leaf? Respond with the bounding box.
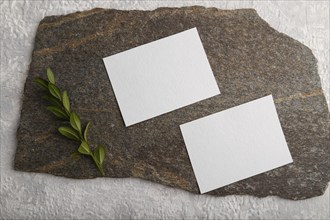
[34,77,48,90]
[58,126,80,141]
[42,95,62,108]
[78,141,91,155]
[48,83,62,100]
[62,91,70,113]
[70,151,80,158]
[47,67,55,84]
[47,106,69,120]
[83,122,90,142]
[94,145,105,166]
[70,111,81,132]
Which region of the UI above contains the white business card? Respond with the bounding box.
[103,28,220,126]
[180,95,293,193]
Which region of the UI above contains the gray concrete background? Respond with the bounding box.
[1,1,329,219]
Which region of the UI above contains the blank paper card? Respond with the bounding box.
[103,28,220,126]
[180,95,293,193]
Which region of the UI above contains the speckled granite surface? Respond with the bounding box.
[14,7,329,200]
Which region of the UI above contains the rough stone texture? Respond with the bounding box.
[12,6,330,201]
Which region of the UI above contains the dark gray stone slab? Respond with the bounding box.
[15,7,329,200]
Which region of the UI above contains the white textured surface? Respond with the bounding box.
[0,1,329,219]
